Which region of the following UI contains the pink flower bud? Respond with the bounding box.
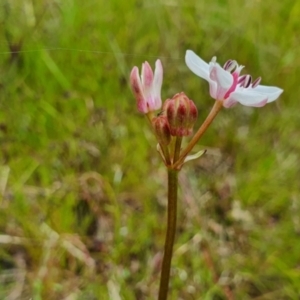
[130,60,163,114]
[152,115,171,146]
[163,92,198,136]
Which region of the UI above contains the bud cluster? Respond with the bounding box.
[151,92,198,146]
[130,60,200,166]
[163,92,198,137]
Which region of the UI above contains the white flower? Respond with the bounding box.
[185,50,283,108]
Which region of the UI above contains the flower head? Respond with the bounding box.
[130,59,163,113]
[185,50,283,108]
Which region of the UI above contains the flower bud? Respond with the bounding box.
[152,115,171,146]
[130,60,163,114]
[163,92,198,136]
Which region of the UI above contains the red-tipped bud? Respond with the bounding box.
[152,115,171,146]
[163,92,198,136]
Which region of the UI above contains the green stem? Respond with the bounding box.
[158,169,178,300]
[160,144,171,166]
[173,136,182,163]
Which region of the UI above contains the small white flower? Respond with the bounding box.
[185,50,283,108]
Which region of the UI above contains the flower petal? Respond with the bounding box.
[209,63,233,89]
[151,59,163,110]
[141,62,153,87]
[185,50,210,81]
[228,88,268,107]
[253,85,283,102]
[223,98,238,108]
[208,80,217,99]
[130,67,148,113]
[153,59,163,90]
[209,63,233,99]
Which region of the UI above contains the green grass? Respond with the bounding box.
[0,0,300,299]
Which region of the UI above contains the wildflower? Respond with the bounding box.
[163,92,198,136]
[185,50,283,108]
[130,59,163,113]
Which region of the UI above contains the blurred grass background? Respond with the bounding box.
[0,0,299,299]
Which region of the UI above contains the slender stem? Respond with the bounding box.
[160,144,171,165]
[173,100,223,169]
[158,169,178,300]
[173,136,182,163]
[146,113,171,165]
[168,137,176,163]
[146,111,155,122]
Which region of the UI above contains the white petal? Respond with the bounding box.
[209,63,233,90]
[152,59,163,110]
[253,85,283,102]
[228,88,268,107]
[209,63,234,99]
[208,81,217,99]
[153,59,163,91]
[223,98,238,108]
[185,50,210,81]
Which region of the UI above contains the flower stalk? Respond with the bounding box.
[173,137,182,163]
[158,168,178,300]
[173,99,223,169]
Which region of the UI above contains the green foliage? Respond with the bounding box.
[0,0,299,298]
